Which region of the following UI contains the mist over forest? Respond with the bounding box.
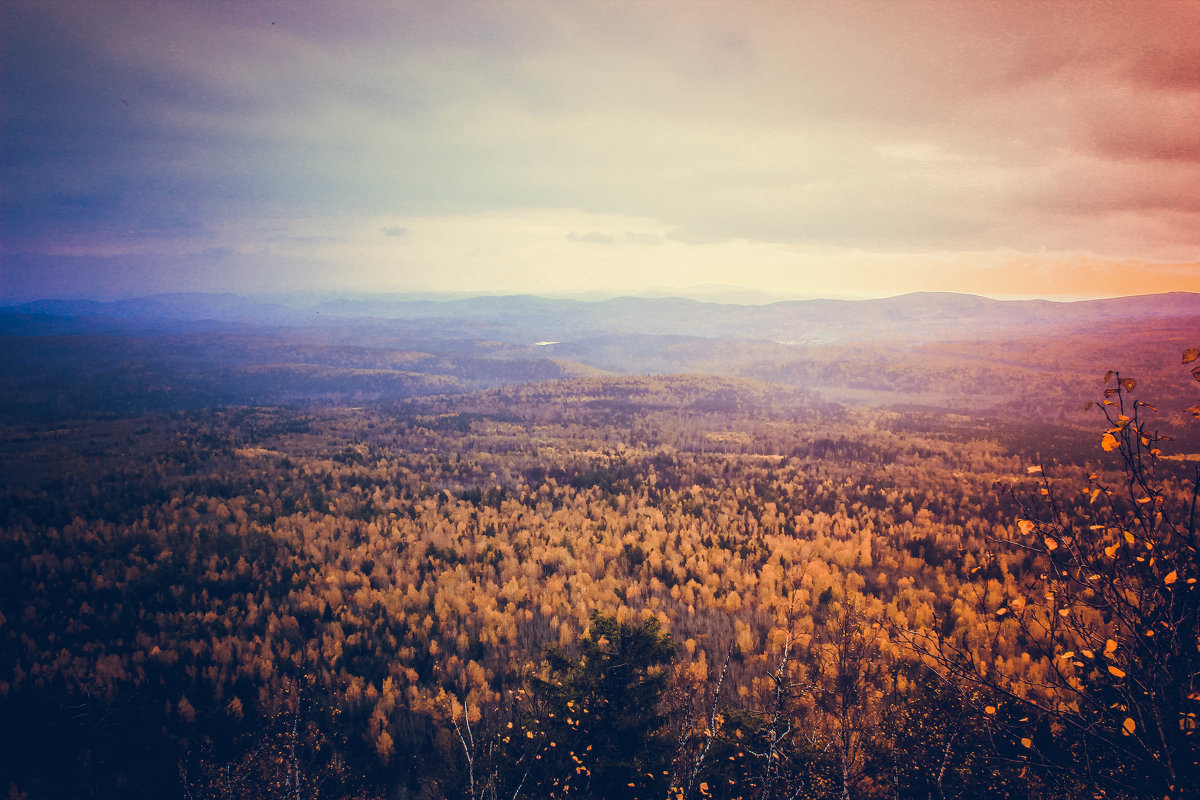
[5,290,1198,421]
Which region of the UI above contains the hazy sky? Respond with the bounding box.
[3,0,1199,302]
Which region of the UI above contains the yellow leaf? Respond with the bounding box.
[1045,537,1058,551]
[1021,737,1032,748]
[1026,465,1043,475]
[1017,519,1035,535]
[1104,544,1120,558]
[1101,433,1119,452]
[1123,717,1136,735]
[1124,531,1136,544]
[1108,666,1126,678]
[985,706,996,715]
[1104,639,1117,657]
[1184,347,1200,365]
[1165,570,1178,585]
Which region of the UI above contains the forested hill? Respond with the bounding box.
[2,291,1198,421]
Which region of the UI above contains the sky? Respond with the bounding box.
[2,0,1199,303]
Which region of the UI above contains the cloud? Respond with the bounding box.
[3,0,1198,301]
[267,234,343,245]
[190,246,234,260]
[1078,87,1200,164]
[567,231,615,245]
[625,232,661,245]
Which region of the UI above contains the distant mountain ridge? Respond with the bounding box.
[6,290,1199,345]
[9,293,305,326]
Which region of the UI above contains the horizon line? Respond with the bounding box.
[5,287,1199,308]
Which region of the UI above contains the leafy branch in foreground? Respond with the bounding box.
[903,359,1200,799]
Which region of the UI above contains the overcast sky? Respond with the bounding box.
[3,0,1199,302]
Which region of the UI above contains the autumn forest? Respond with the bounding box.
[1,292,1198,800]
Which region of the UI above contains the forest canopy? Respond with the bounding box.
[1,366,1197,799]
